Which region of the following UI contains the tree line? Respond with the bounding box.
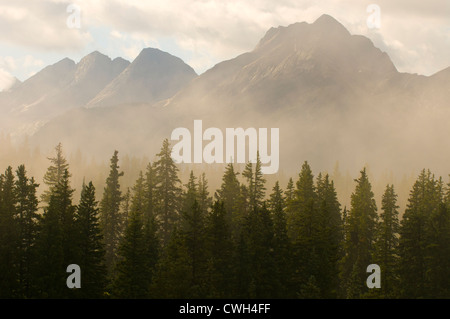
[0,139,449,299]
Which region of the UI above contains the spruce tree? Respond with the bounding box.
[242,152,266,211]
[340,168,377,298]
[398,169,448,298]
[112,208,150,298]
[151,228,191,298]
[35,169,75,298]
[130,171,146,217]
[0,167,18,298]
[181,200,207,297]
[242,205,277,298]
[182,171,198,219]
[315,173,342,298]
[41,143,69,204]
[204,201,234,298]
[198,172,212,216]
[154,139,182,246]
[75,182,107,298]
[286,161,318,296]
[372,184,400,298]
[15,165,40,298]
[144,162,157,223]
[99,150,124,275]
[268,181,293,297]
[285,177,295,204]
[215,163,241,236]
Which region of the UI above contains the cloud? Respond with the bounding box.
[0,0,447,75]
[0,0,92,51]
[0,68,15,91]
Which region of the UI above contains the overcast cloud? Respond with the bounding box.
[0,0,448,90]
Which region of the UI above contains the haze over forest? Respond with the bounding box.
[0,14,449,210]
[0,12,449,300]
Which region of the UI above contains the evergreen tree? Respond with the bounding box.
[340,168,377,298]
[113,173,159,299]
[15,165,40,298]
[121,187,131,229]
[130,171,146,218]
[154,139,182,246]
[75,182,107,298]
[241,205,277,298]
[58,170,77,271]
[315,173,342,298]
[182,171,198,219]
[398,169,448,298]
[0,167,18,297]
[41,143,69,204]
[268,181,293,297]
[151,228,191,298]
[204,201,234,298]
[99,150,124,275]
[181,200,207,297]
[198,172,212,216]
[372,184,400,298]
[144,162,157,223]
[286,161,318,296]
[112,208,150,298]
[285,177,295,204]
[215,163,241,237]
[242,152,266,211]
[35,169,75,298]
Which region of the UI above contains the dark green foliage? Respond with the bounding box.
[112,175,159,298]
[398,170,450,298]
[41,143,69,204]
[75,182,107,298]
[35,169,75,298]
[151,227,191,298]
[242,152,266,211]
[286,161,319,296]
[198,173,212,216]
[340,168,377,298]
[100,150,124,275]
[180,200,208,297]
[204,201,234,298]
[241,205,277,298]
[315,173,342,298]
[153,139,182,246]
[216,163,240,221]
[2,141,450,299]
[144,162,157,223]
[372,184,400,298]
[268,181,294,297]
[15,165,39,298]
[0,167,18,297]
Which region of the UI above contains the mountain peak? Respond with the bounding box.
[314,14,340,25]
[255,14,350,52]
[86,47,197,108]
[312,14,350,36]
[80,50,110,61]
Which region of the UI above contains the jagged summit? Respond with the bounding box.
[86,47,197,108]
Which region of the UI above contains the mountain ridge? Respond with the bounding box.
[4,14,450,176]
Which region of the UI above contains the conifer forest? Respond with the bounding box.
[0,139,449,299]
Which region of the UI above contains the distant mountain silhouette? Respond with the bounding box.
[6,14,450,175]
[86,48,197,108]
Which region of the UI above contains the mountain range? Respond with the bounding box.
[1,14,449,175]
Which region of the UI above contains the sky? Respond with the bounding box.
[0,0,448,91]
